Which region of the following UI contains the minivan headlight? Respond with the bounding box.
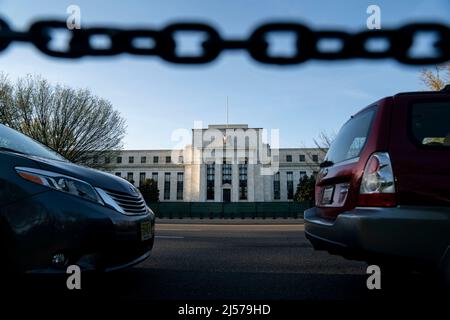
[15,167,104,205]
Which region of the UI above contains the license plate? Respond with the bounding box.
[321,186,335,205]
[140,221,152,241]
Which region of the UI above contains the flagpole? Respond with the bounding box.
[226,96,229,128]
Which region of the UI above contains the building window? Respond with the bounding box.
[312,154,319,162]
[177,173,184,200]
[273,172,280,200]
[129,156,134,164]
[287,171,294,200]
[222,160,232,184]
[127,172,134,184]
[115,172,121,178]
[164,173,171,200]
[141,156,147,164]
[206,163,215,200]
[153,156,159,163]
[178,156,184,164]
[117,156,122,164]
[299,154,305,162]
[166,156,171,163]
[239,163,248,200]
[313,171,318,178]
[286,155,292,162]
[105,156,110,164]
[152,172,158,182]
[139,172,146,186]
[300,171,307,179]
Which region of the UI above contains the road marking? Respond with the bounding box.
[156,235,185,239]
[157,228,202,231]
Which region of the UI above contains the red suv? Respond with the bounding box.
[304,85,450,284]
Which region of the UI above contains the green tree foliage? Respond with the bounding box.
[139,179,160,203]
[0,73,126,168]
[294,174,316,204]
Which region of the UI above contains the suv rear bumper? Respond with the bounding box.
[304,206,450,268]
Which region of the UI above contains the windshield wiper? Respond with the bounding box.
[0,147,27,155]
[319,160,334,168]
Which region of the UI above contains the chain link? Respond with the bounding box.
[0,17,449,65]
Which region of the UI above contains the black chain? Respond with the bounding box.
[0,17,449,65]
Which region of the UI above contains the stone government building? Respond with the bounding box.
[102,124,325,202]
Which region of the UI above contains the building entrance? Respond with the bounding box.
[223,189,231,202]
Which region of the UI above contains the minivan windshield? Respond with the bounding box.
[0,124,66,161]
[325,108,375,164]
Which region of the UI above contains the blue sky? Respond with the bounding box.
[0,0,449,149]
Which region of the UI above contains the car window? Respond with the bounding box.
[411,101,450,148]
[0,124,66,161]
[325,108,375,164]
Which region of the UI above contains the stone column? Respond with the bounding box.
[158,171,165,202]
[183,166,191,202]
[293,170,301,198]
[263,172,273,201]
[214,163,222,202]
[254,165,265,201]
[199,164,207,202]
[170,171,178,201]
[247,164,255,201]
[280,170,288,201]
[231,164,239,202]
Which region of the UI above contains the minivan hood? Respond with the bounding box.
[27,155,136,195]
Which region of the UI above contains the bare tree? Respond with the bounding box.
[420,63,450,91]
[301,130,335,169]
[0,73,126,168]
[312,131,335,153]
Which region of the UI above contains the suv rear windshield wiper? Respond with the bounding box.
[319,160,334,168]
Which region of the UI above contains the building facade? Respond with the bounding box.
[103,124,325,202]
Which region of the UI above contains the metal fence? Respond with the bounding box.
[147,201,312,219]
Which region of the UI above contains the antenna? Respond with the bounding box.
[223,96,229,145]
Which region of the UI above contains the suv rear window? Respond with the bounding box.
[411,101,450,148]
[325,108,375,164]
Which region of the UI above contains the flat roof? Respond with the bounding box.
[207,124,248,129]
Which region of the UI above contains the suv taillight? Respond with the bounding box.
[358,152,396,207]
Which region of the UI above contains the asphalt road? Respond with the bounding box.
[5,222,448,302]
